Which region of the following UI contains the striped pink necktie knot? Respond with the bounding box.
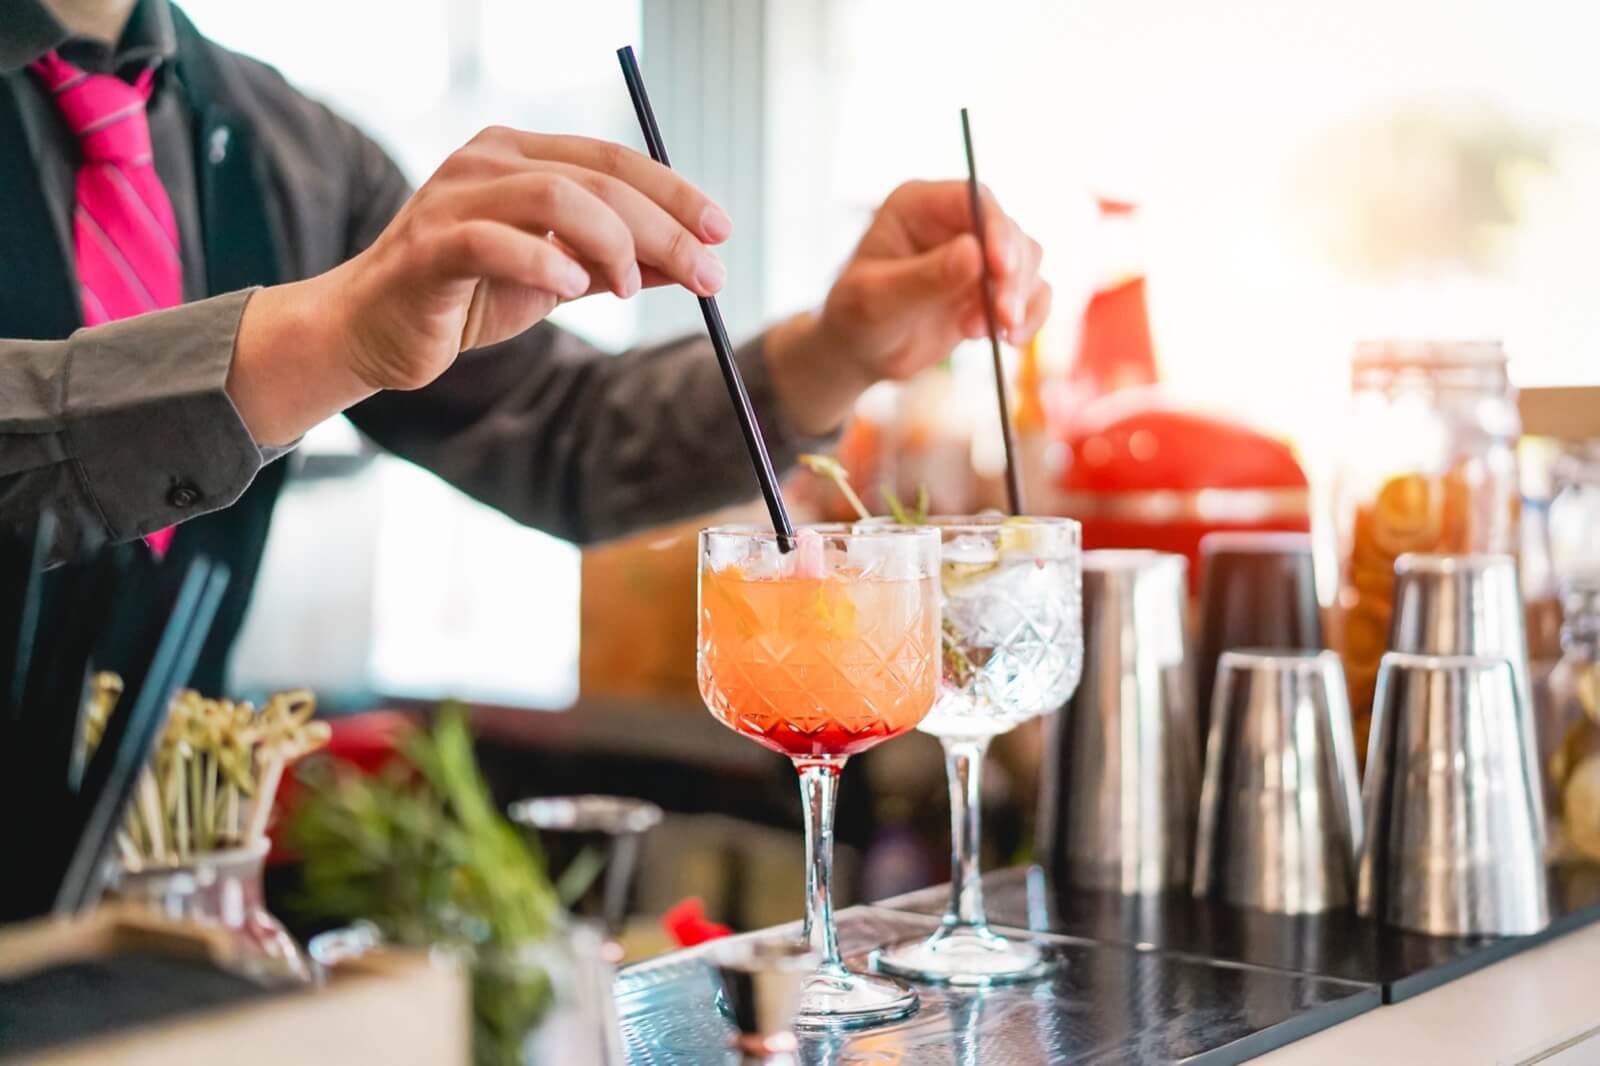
[29,51,157,164]
[30,50,181,555]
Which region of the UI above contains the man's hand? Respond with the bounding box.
[765,180,1050,437]
[230,127,733,445]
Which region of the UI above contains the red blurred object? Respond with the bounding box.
[267,710,418,861]
[1056,390,1310,590]
[663,897,733,948]
[1065,276,1160,405]
[1048,198,1162,428]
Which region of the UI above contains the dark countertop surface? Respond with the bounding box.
[879,863,1600,1003]
[616,907,1380,1065]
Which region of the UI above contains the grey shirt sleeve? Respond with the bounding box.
[347,325,831,545]
[0,291,269,554]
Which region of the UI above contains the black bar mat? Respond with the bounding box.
[616,907,1379,1065]
[0,951,272,1058]
[878,862,1600,1003]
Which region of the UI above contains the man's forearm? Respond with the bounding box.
[760,310,874,439]
[229,275,377,447]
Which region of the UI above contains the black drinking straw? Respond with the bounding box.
[960,107,1025,516]
[617,46,796,551]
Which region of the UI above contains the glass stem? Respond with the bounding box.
[795,756,847,973]
[943,736,992,930]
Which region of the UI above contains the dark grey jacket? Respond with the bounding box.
[0,0,824,690]
[0,0,820,554]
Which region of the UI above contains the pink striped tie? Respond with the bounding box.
[30,51,180,555]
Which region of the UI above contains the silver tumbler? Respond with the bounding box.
[1194,531,1323,742]
[1390,552,1546,847]
[1193,650,1362,913]
[1039,550,1200,894]
[1356,651,1549,936]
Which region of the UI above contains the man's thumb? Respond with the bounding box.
[857,234,982,308]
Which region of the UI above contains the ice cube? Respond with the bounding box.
[846,532,929,580]
[706,534,745,574]
[783,528,826,579]
[943,534,999,567]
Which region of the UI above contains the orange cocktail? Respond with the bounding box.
[698,563,938,758]
[697,525,939,1029]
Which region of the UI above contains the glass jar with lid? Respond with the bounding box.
[1330,340,1521,766]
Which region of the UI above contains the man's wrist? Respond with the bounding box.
[228,278,377,447]
[762,310,874,438]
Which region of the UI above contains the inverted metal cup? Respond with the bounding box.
[1040,550,1199,894]
[1356,652,1549,936]
[710,938,818,1062]
[507,794,662,938]
[1195,532,1323,741]
[1390,553,1546,847]
[1192,650,1362,914]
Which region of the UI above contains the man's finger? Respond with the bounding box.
[437,221,591,298]
[1014,281,1053,344]
[458,172,639,297]
[888,179,1012,257]
[995,233,1042,332]
[539,161,725,296]
[503,131,733,244]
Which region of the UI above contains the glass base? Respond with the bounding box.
[792,965,919,1030]
[869,925,1055,987]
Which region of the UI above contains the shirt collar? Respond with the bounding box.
[0,0,176,76]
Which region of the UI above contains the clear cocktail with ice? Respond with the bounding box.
[867,515,1083,985]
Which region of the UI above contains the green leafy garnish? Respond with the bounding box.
[288,704,562,1064]
[879,484,930,527]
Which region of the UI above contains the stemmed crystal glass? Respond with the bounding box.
[867,515,1083,985]
[697,524,941,1028]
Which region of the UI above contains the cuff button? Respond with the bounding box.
[167,482,201,508]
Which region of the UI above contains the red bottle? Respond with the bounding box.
[1054,197,1161,419]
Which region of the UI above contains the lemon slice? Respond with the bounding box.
[997,515,1045,558]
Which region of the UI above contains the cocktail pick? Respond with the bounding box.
[616,44,796,552]
[55,558,230,914]
[960,107,1024,516]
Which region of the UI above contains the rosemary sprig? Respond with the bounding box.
[880,484,930,527]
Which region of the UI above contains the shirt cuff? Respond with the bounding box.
[66,289,270,541]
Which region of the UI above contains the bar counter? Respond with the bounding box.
[616,864,1600,1064]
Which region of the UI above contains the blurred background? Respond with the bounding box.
[177,0,1600,936]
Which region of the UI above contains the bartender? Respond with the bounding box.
[0,0,1050,691]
